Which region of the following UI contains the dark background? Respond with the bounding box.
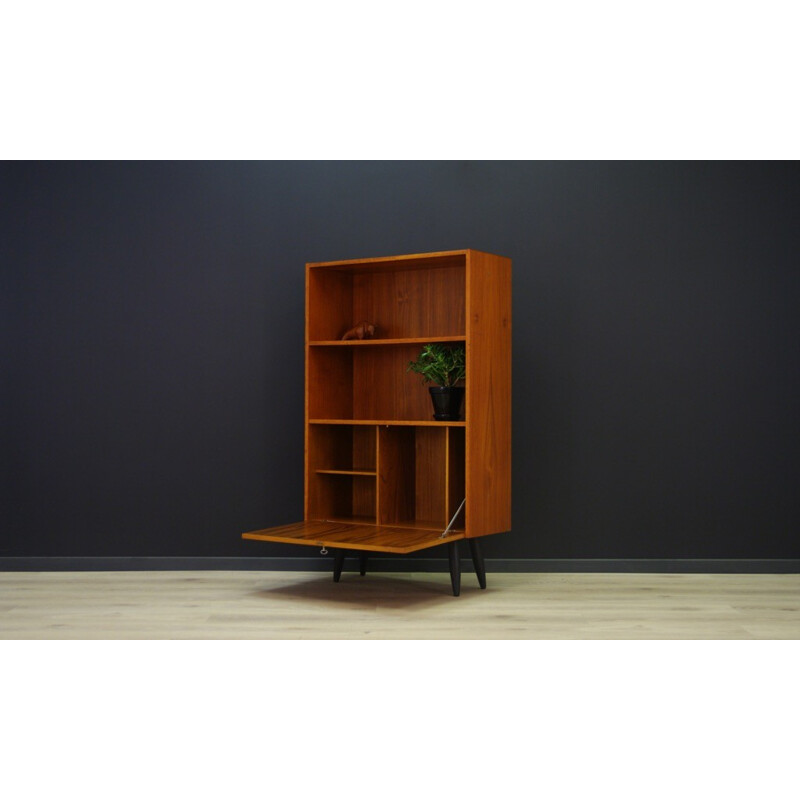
[2,161,799,563]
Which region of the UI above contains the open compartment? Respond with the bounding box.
[307,258,466,342]
[307,424,377,524]
[378,426,448,530]
[308,344,466,422]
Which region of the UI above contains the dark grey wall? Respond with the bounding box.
[2,161,799,562]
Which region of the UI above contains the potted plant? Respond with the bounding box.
[407,343,466,421]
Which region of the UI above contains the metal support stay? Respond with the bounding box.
[441,498,466,538]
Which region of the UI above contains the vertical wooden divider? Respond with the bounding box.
[445,427,451,524]
[375,425,380,524]
[447,427,466,531]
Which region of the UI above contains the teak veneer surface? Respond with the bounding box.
[307,250,472,272]
[465,250,511,538]
[308,419,466,426]
[309,336,467,346]
[242,520,463,554]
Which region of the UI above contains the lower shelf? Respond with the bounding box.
[242,520,465,554]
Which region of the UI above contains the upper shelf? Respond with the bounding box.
[307,253,465,341]
[309,419,466,427]
[307,250,468,273]
[309,335,466,347]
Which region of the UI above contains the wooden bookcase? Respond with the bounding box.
[242,249,511,595]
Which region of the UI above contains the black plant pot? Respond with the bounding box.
[428,386,464,421]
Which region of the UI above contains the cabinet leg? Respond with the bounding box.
[333,550,346,583]
[448,541,461,597]
[359,553,368,576]
[468,538,487,589]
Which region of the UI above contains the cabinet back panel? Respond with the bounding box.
[378,427,415,525]
[352,476,376,519]
[308,473,375,521]
[353,345,449,421]
[308,425,352,475]
[311,346,466,422]
[415,427,447,526]
[352,426,377,471]
[377,427,447,527]
[307,425,377,521]
[352,266,465,339]
[308,348,353,419]
[307,425,376,472]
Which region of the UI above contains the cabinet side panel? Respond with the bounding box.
[306,267,353,517]
[465,252,512,537]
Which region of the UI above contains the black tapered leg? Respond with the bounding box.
[333,550,346,583]
[359,553,368,576]
[448,541,461,597]
[468,538,487,589]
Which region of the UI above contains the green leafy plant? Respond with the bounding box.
[407,343,466,387]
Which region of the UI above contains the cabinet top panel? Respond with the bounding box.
[306,249,507,272]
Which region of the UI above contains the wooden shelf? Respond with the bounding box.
[383,519,450,532]
[242,520,465,554]
[315,469,376,476]
[309,335,466,347]
[307,250,468,273]
[309,419,466,427]
[325,515,377,526]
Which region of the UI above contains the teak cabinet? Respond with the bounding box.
[242,249,511,595]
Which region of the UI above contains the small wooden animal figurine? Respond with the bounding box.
[341,321,377,340]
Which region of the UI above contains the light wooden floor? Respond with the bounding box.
[0,570,798,639]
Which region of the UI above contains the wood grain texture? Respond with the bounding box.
[307,268,353,341]
[351,426,377,518]
[352,265,465,339]
[307,425,377,521]
[308,250,468,272]
[307,418,349,519]
[377,427,415,526]
[309,336,466,347]
[309,420,465,427]
[415,427,447,526]
[309,345,465,423]
[3,572,798,639]
[315,469,376,476]
[375,426,447,529]
[243,521,463,553]
[308,474,376,523]
[465,250,511,538]
[307,348,353,420]
[353,344,439,421]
